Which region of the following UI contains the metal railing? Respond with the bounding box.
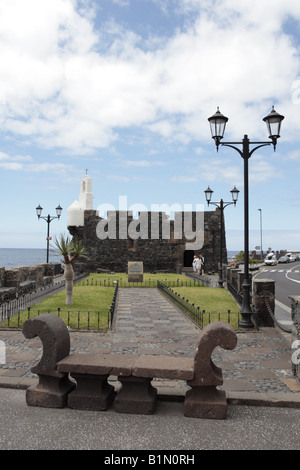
[0,273,119,331]
[226,280,243,306]
[109,280,119,327]
[0,279,66,323]
[157,281,238,329]
[76,278,204,288]
[3,307,111,331]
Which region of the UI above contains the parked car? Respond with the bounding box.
[278,255,290,263]
[264,253,278,266]
[286,253,297,262]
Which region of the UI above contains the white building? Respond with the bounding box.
[67,174,94,227]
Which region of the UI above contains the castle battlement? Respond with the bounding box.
[67,175,226,273]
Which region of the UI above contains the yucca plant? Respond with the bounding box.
[53,234,88,305]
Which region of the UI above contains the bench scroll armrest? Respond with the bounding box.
[22,313,71,377]
[190,321,237,387]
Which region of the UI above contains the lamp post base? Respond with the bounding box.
[238,316,254,329]
[239,283,254,329]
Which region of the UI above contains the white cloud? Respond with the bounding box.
[171,153,279,187]
[0,0,299,156]
[121,159,164,167]
[112,0,129,6]
[0,150,75,177]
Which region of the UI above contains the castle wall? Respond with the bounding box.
[68,207,227,274]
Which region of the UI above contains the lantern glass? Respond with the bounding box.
[204,186,213,204]
[263,106,284,139]
[208,107,228,141]
[36,204,43,218]
[56,204,63,218]
[231,186,239,204]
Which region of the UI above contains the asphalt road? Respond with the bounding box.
[254,262,300,308]
[1,388,300,451]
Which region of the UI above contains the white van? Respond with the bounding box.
[264,253,278,266]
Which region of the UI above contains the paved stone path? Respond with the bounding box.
[1,287,300,402]
[111,288,200,356]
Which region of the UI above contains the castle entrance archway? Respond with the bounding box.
[184,250,194,268]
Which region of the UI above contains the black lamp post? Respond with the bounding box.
[36,204,63,263]
[208,106,284,328]
[258,208,263,262]
[204,186,239,287]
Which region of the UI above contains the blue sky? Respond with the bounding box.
[1,0,300,253]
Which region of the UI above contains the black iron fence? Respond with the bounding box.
[109,280,119,327]
[0,276,119,332]
[3,307,111,331]
[226,281,243,306]
[76,277,204,288]
[157,281,239,329]
[0,279,66,324]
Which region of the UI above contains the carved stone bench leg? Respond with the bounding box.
[114,376,157,415]
[26,373,75,408]
[184,386,228,420]
[22,314,76,409]
[184,322,237,420]
[67,373,115,411]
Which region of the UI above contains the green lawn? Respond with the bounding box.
[173,286,240,329]
[174,286,239,313]
[1,272,240,330]
[79,272,203,287]
[1,284,115,330]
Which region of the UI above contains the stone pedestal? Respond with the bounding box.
[26,374,75,408]
[184,387,228,419]
[114,376,157,415]
[67,373,114,411]
[252,279,275,327]
[290,295,300,379]
[128,262,143,282]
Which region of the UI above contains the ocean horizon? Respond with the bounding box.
[0,247,240,270]
[0,248,61,269]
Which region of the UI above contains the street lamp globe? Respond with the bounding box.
[263,106,285,148]
[231,186,240,205]
[56,204,63,219]
[36,205,43,218]
[204,186,214,204]
[208,107,228,149]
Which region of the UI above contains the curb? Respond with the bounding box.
[1,377,300,410]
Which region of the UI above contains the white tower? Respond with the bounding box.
[67,173,94,227]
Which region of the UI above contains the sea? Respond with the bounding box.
[0,248,240,269]
[0,248,61,269]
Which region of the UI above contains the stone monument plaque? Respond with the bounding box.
[128,262,143,282]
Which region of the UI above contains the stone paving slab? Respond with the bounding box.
[0,287,299,405]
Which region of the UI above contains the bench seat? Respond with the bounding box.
[23,314,238,419]
[57,353,194,413]
[57,353,194,379]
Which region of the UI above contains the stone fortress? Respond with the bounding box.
[67,174,227,274]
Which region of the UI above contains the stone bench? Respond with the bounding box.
[22,313,237,419]
[57,353,194,415]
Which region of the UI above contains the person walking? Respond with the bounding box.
[195,255,201,275]
[199,254,205,274]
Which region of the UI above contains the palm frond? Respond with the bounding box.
[52,233,88,264]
